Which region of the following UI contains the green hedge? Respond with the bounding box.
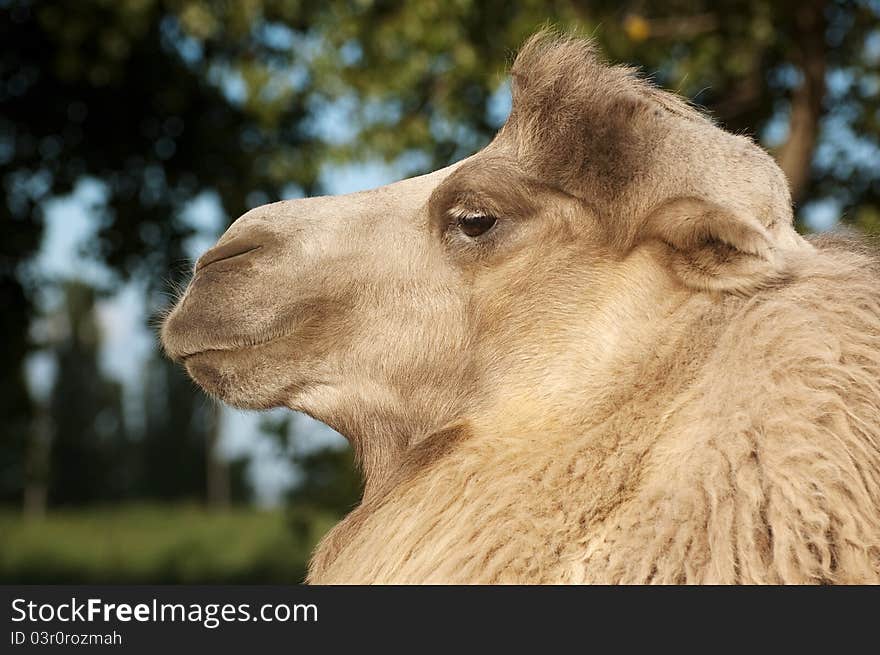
[0,504,340,584]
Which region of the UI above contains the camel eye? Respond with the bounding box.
[457,214,497,237]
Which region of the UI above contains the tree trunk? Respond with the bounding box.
[205,403,230,510]
[775,0,828,203]
[22,406,51,520]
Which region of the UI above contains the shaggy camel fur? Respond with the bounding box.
[162,32,880,584]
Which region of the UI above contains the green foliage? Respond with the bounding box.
[261,414,362,519]
[0,504,338,583]
[288,447,363,518]
[2,0,324,279]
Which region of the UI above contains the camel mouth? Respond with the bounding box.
[173,330,294,363]
[176,343,255,363]
[180,347,228,362]
[161,327,259,363]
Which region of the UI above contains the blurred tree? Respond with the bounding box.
[0,282,32,503]
[261,413,362,516]
[138,353,251,505]
[260,413,361,536]
[1,0,323,505]
[138,355,212,502]
[47,281,129,505]
[2,0,321,279]
[287,447,362,517]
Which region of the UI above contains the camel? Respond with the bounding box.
[161,32,880,584]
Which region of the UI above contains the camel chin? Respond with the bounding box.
[179,345,288,410]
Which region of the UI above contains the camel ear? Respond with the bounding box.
[641,197,788,294]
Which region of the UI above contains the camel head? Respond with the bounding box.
[161,32,808,491]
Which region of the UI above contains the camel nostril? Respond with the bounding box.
[195,238,263,272]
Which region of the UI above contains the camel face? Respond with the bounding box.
[161,163,467,408]
[161,31,809,487]
[160,144,617,459]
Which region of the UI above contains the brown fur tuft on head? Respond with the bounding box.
[503,29,809,293]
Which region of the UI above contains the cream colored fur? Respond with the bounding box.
[162,32,880,584]
[308,238,880,583]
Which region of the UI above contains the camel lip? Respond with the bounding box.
[176,345,247,364]
[179,348,227,362]
[174,330,295,363]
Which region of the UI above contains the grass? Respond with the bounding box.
[0,503,340,584]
